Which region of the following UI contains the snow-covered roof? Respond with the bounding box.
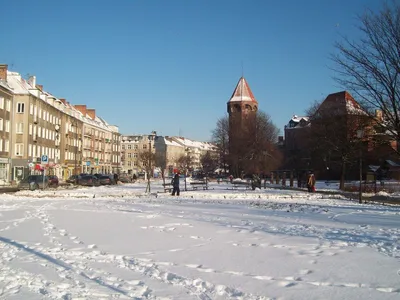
[291,115,309,123]
[6,70,118,133]
[164,137,182,147]
[385,160,400,167]
[0,79,13,92]
[228,77,257,103]
[286,115,310,129]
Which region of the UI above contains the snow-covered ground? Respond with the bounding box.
[0,181,399,299]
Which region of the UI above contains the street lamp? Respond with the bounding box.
[145,131,156,193]
[357,129,364,204]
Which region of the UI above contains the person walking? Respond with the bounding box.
[307,173,316,192]
[171,173,180,196]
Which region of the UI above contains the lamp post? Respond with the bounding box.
[54,124,60,176]
[71,120,79,182]
[357,129,364,204]
[145,131,156,193]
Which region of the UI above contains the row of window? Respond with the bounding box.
[126,161,138,167]
[0,140,10,152]
[122,144,154,150]
[0,97,11,111]
[29,103,61,125]
[0,119,10,132]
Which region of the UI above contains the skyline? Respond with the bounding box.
[0,0,383,141]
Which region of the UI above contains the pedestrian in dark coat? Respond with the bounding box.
[171,173,180,196]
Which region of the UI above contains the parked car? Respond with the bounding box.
[119,174,132,183]
[79,175,100,187]
[48,175,59,187]
[66,175,81,184]
[18,175,49,190]
[98,175,115,185]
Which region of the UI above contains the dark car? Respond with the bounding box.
[79,175,100,186]
[48,175,59,187]
[98,175,115,185]
[66,175,81,184]
[18,175,49,190]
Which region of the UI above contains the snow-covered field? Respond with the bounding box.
[0,181,399,299]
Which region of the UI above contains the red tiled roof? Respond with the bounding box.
[228,77,258,103]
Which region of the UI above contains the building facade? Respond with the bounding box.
[1,64,120,184]
[0,66,13,184]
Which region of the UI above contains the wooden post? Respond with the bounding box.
[275,172,279,184]
[270,172,274,184]
[282,172,286,186]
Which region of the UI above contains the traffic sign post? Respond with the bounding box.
[41,155,48,190]
[41,155,48,164]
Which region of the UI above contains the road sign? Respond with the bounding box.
[41,155,48,163]
[86,161,91,166]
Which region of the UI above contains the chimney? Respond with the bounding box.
[36,84,43,91]
[60,98,67,105]
[28,75,36,87]
[87,109,96,120]
[0,64,8,81]
[74,105,87,116]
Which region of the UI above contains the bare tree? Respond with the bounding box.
[332,1,400,154]
[176,154,193,175]
[200,151,219,175]
[211,117,229,173]
[137,150,156,192]
[212,111,282,177]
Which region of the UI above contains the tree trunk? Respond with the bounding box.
[340,160,346,190]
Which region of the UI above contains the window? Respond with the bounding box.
[29,124,32,135]
[16,122,23,134]
[0,118,3,131]
[128,161,132,167]
[0,97,4,109]
[127,145,132,150]
[17,103,25,113]
[122,145,125,150]
[38,126,41,137]
[6,100,10,111]
[28,144,32,156]
[15,143,24,156]
[128,153,132,158]
[134,145,138,150]
[0,139,2,152]
[143,144,147,150]
[30,103,34,115]
[32,145,36,157]
[5,120,10,132]
[4,140,9,152]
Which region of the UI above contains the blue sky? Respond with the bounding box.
[0,0,383,141]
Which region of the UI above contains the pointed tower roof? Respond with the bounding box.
[228,77,258,103]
